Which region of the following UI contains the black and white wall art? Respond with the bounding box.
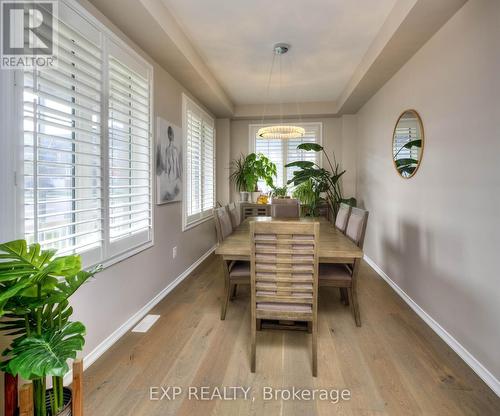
[156,116,182,204]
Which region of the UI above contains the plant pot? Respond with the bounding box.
[251,191,261,203]
[46,387,72,416]
[239,191,250,202]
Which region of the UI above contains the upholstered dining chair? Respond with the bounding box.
[319,207,369,326]
[271,198,300,218]
[214,206,250,320]
[335,202,351,233]
[227,202,241,228]
[250,220,320,376]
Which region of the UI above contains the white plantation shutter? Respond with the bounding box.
[255,138,283,191]
[286,124,321,183]
[108,46,152,255]
[22,11,103,265]
[251,123,321,191]
[19,1,153,267]
[183,95,215,228]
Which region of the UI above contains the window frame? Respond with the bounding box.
[4,0,155,269]
[248,122,323,190]
[182,93,216,231]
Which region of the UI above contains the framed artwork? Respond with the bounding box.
[156,116,182,204]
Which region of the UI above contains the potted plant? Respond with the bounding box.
[292,179,322,216]
[0,240,101,416]
[286,143,356,218]
[230,153,277,203]
[270,185,288,200]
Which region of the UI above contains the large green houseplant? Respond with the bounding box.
[292,179,323,216]
[0,240,101,416]
[286,143,356,218]
[229,153,277,202]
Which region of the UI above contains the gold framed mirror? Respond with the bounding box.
[392,109,424,178]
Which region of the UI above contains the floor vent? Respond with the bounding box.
[132,314,160,333]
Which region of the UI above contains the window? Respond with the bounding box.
[19,1,153,267]
[250,122,322,192]
[182,94,215,230]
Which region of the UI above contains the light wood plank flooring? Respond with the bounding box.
[84,255,500,415]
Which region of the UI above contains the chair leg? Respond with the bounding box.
[251,317,256,373]
[230,284,238,299]
[348,287,361,327]
[340,288,349,305]
[312,319,318,377]
[220,277,231,320]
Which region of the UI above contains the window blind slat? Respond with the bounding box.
[108,53,152,244]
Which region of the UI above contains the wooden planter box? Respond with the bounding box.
[5,359,83,416]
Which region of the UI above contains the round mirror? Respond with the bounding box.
[392,110,424,178]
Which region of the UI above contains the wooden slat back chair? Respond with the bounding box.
[271,198,300,218]
[335,203,351,233]
[214,206,233,244]
[214,206,250,320]
[228,202,241,228]
[319,207,369,327]
[250,221,320,376]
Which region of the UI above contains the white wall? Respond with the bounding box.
[229,117,357,202]
[356,0,500,385]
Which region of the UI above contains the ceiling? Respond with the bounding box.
[87,0,468,117]
[162,0,397,105]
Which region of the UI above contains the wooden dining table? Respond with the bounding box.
[215,216,363,263]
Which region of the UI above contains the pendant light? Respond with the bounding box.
[257,43,305,140]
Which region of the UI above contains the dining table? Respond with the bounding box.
[215,216,363,263]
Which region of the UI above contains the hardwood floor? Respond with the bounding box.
[83,255,500,415]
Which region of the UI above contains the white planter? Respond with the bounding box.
[239,191,250,202]
[251,191,261,203]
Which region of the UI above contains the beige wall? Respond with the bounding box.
[228,117,357,202]
[216,118,231,205]
[356,0,500,381]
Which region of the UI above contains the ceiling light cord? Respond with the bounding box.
[260,53,276,127]
[256,43,305,140]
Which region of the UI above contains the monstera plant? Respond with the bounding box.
[0,240,101,416]
[286,143,356,218]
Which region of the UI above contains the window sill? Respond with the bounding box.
[85,240,154,271]
[182,215,213,232]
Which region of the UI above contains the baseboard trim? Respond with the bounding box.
[364,254,500,397]
[64,245,216,385]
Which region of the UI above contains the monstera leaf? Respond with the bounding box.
[297,143,324,152]
[0,240,87,316]
[4,321,85,379]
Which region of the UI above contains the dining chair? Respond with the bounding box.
[250,220,320,376]
[271,198,300,218]
[228,202,241,228]
[214,207,250,320]
[319,207,369,326]
[334,202,351,233]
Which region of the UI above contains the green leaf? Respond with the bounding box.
[5,321,86,379]
[395,158,418,167]
[403,139,422,149]
[341,197,357,207]
[297,143,323,152]
[285,161,315,169]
